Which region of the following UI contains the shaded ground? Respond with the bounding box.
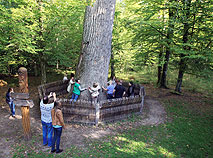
[0,76,212,158]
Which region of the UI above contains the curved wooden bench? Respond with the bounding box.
[38,80,145,125]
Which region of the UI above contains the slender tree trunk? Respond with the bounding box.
[175,0,191,93]
[110,50,115,79]
[157,5,165,85]
[157,46,163,85]
[160,0,175,88]
[40,56,47,84]
[175,54,187,92]
[76,0,116,101]
[37,0,46,84]
[34,61,38,76]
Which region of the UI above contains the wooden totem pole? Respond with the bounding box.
[18,67,31,140]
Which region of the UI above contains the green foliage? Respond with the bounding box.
[112,0,212,89]
[0,0,85,74]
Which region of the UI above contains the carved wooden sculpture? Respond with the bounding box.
[18,67,31,140]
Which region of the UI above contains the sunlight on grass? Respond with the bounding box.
[158,146,176,158]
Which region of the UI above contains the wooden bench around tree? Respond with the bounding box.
[38,80,145,126]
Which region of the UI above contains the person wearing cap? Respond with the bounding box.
[89,82,101,103]
[40,92,56,147]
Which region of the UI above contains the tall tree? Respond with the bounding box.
[160,0,176,88]
[76,0,116,100]
[175,0,191,92]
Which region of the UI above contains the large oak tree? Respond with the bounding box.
[76,0,116,100]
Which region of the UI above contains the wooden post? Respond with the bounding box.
[140,87,145,113]
[95,102,100,126]
[18,67,31,140]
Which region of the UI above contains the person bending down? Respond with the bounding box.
[70,79,87,103]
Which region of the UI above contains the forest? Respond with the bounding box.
[0,0,212,157]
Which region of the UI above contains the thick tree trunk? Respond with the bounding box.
[175,0,191,93]
[76,0,116,101]
[160,0,175,88]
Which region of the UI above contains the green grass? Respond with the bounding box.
[12,97,213,158]
[80,99,212,158]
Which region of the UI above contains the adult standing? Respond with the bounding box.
[67,73,75,93]
[51,101,65,154]
[89,82,101,103]
[114,80,126,98]
[127,81,135,97]
[70,79,87,103]
[6,88,15,118]
[102,81,114,99]
[40,92,56,147]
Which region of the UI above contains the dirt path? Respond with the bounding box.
[0,95,166,158]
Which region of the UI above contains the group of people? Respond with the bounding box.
[40,92,65,154]
[5,73,136,155]
[65,73,136,103]
[103,79,135,99]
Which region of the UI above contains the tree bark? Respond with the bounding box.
[76,0,116,101]
[175,0,191,93]
[40,56,47,84]
[157,47,163,85]
[37,0,46,84]
[160,0,175,88]
[110,50,115,79]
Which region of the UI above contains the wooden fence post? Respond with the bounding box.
[95,102,100,126]
[140,87,146,113]
[18,67,31,140]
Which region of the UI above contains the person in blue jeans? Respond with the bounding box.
[6,88,15,117]
[40,92,56,147]
[51,101,66,154]
[70,79,87,103]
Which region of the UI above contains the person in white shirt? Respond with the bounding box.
[63,74,68,82]
[40,92,56,147]
[89,82,101,103]
[67,73,75,93]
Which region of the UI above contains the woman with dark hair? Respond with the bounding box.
[67,73,75,93]
[127,81,135,97]
[6,88,15,117]
[51,101,66,154]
